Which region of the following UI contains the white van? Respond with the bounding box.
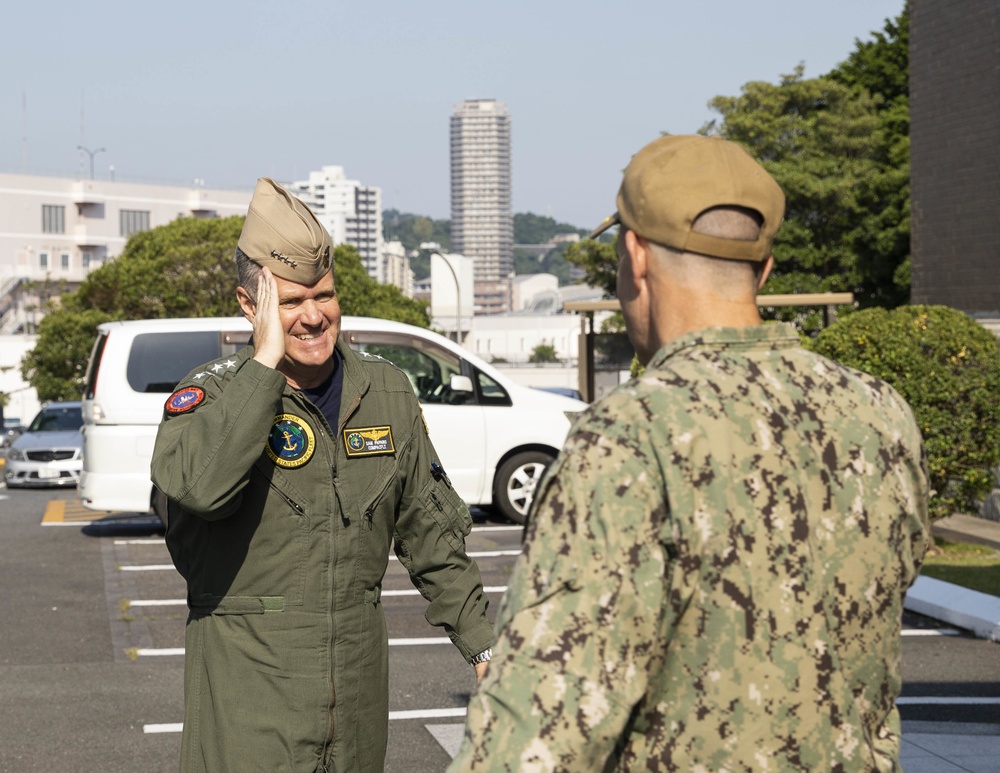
[80,316,587,524]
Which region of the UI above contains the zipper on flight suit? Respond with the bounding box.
[362,473,396,532]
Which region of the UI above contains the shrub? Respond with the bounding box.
[529,342,560,364]
[810,305,1000,520]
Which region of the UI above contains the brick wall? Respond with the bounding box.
[910,0,1000,315]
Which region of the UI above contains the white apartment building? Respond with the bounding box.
[285,166,384,282]
[381,240,413,298]
[450,99,513,311]
[0,172,250,333]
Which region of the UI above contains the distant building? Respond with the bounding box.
[511,273,559,312]
[910,0,1000,325]
[450,99,513,313]
[381,240,413,298]
[285,165,384,281]
[0,172,250,333]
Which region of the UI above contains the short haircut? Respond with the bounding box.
[644,206,769,295]
[235,246,263,295]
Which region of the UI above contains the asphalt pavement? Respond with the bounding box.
[900,513,1000,772]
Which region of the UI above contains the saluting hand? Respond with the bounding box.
[251,266,285,370]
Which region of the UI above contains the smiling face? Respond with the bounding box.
[272,270,342,388]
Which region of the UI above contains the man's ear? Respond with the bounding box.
[236,286,256,322]
[624,229,649,284]
[757,254,774,291]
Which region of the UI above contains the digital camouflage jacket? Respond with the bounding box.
[451,324,930,772]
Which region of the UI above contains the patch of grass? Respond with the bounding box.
[920,538,1000,597]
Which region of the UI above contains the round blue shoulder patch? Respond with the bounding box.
[165,387,205,414]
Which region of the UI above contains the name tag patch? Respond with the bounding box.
[344,426,395,457]
[266,414,316,468]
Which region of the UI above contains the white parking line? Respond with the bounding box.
[389,708,466,720]
[390,549,520,562]
[896,697,1000,705]
[382,586,507,597]
[128,599,186,607]
[136,648,185,657]
[114,538,166,545]
[144,709,469,735]
[472,524,523,532]
[144,723,183,734]
[136,637,454,657]
[120,564,176,571]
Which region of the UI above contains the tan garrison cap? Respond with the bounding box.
[238,177,333,284]
[590,135,785,262]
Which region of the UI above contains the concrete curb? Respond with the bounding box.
[905,575,1000,642]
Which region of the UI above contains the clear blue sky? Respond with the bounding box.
[3,0,905,230]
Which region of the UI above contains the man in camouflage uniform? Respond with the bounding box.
[450,135,930,772]
[152,178,493,773]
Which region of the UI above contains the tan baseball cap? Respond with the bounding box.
[237,177,333,284]
[589,135,785,262]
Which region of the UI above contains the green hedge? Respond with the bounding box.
[810,305,1000,520]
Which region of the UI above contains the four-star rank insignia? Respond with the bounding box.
[266,414,316,468]
[344,426,395,457]
[165,386,205,414]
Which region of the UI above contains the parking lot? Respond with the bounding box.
[0,486,517,772]
[3,484,1000,772]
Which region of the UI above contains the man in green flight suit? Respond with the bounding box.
[152,178,494,773]
[450,135,931,771]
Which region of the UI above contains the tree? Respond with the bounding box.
[702,7,911,322]
[513,213,585,245]
[528,341,560,364]
[703,69,893,318]
[383,209,451,281]
[21,308,113,401]
[332,245,429,327]
[830,5,911,307]
[22,217,429,400]
[71,216,245,319]
[563,238,617,298]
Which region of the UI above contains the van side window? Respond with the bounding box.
[127,332,225,393]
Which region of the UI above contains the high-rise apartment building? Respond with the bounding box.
[450,99,513,313]
[286,165,384,281]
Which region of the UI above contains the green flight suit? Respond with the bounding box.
[152,339,494,773]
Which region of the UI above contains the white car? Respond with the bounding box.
[81,316,586,524]
[4,402,84,488]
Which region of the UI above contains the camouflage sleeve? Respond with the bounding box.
[449,411,672,772]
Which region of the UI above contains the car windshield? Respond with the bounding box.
[28,406,83,432]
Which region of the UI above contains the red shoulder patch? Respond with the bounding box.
[165,386,206,414]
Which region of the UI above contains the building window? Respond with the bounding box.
[39,252,49,269]
[42,205,65,234]
[82,252,92,270]
[120,209,151,237]
[61,253,70,270]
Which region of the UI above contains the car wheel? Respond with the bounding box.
[493,451,554,525]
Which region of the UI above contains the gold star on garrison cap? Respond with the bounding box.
[238,177,333,284]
